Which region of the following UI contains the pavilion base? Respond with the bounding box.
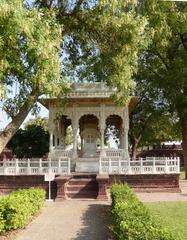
[108,174,181,193]
[0,173,180,200]
[75,160,99,173]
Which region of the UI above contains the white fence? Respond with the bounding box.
[48,149,73,158]
[0,157,180,175]
[0,158,71,175]
[105,149,123,157]
[99,157,180,175]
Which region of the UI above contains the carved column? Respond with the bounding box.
[48,107,55,152]
[123,106,130,159]
[81,137,83,155]
[101,129,105,149]
[73,128,78,158]
[54,135,58,148]
[60,121,65,149]
[100,103,106,156]
[49,132,53,151]
[72,104,79,158]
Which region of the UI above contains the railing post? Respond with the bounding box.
[48,158,51,174]
[15,158,19,175]
[165,158,168,173]
[128,159,131,174]
[68,158,71,175]
[177,157,180,173]
[119,159,121,174]
[39,158,42,174]
[109,158,111,174]
[153,157,156,174]
[140,158,143,174]
[3,159,7,175]
[27,159,31,174]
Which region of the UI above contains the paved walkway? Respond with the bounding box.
[16,200,112,240]
[15,180,187,240]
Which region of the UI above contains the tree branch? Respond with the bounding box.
[72,0,84,13]
[38,0,53,9]
[152,49,170,70]
[180,33,187,52]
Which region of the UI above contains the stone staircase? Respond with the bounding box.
[66,174,99,199]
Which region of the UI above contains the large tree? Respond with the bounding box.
[129,77,180,159]
[0,0,65,153]
[0,0,146,153]
[139,1,187,175]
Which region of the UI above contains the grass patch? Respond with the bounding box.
[147,201,187,240]
[180,167,185,180]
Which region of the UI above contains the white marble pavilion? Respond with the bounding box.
[0,82,179,177]
[43,82,138,173]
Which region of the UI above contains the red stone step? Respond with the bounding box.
[66,176,99,199]
[68,178,97,185]
[67,185,98,191]
[66,191,98,199]
[71,174,97,179]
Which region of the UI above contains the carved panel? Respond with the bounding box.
[104,107,124,120]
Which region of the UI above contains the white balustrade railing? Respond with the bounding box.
[105,149,123,158]
[99,157,180,175]
[0,158,71,175]
[0,157,180,175]
[48,149,73,158]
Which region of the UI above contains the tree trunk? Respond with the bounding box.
[0,101,34,154]
[180,116,187,179]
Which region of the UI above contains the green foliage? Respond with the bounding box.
[138,1,187,118]
[64,126,73,147]
[33,0,146,104]
[128,1,186,155]
[0,188,45,233]
[140,113,181,146]
[0,0,67,117]
[24,117,48,132]
[111,184,174,240]
[8,118,49,158]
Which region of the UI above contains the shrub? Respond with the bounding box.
[111,184,174,240]
[0,188,45,233]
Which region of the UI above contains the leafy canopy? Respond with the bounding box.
[140,0,187,117]
[33,0,146,104]
[0,0,67,118]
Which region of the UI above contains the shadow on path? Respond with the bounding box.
[74,203,112,240]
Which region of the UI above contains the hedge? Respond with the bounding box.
[0,188,45,233]
[111,184,175,240]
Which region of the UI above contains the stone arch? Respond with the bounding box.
[79,114,100,157]
[52,114,73,149]
[105,108,124,122]
[105,114,123,149]
[78,112,100,124]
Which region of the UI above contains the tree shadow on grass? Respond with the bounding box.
[73,203,113,240]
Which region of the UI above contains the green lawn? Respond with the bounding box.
[146,202,187,240]
[180,167,185,180]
